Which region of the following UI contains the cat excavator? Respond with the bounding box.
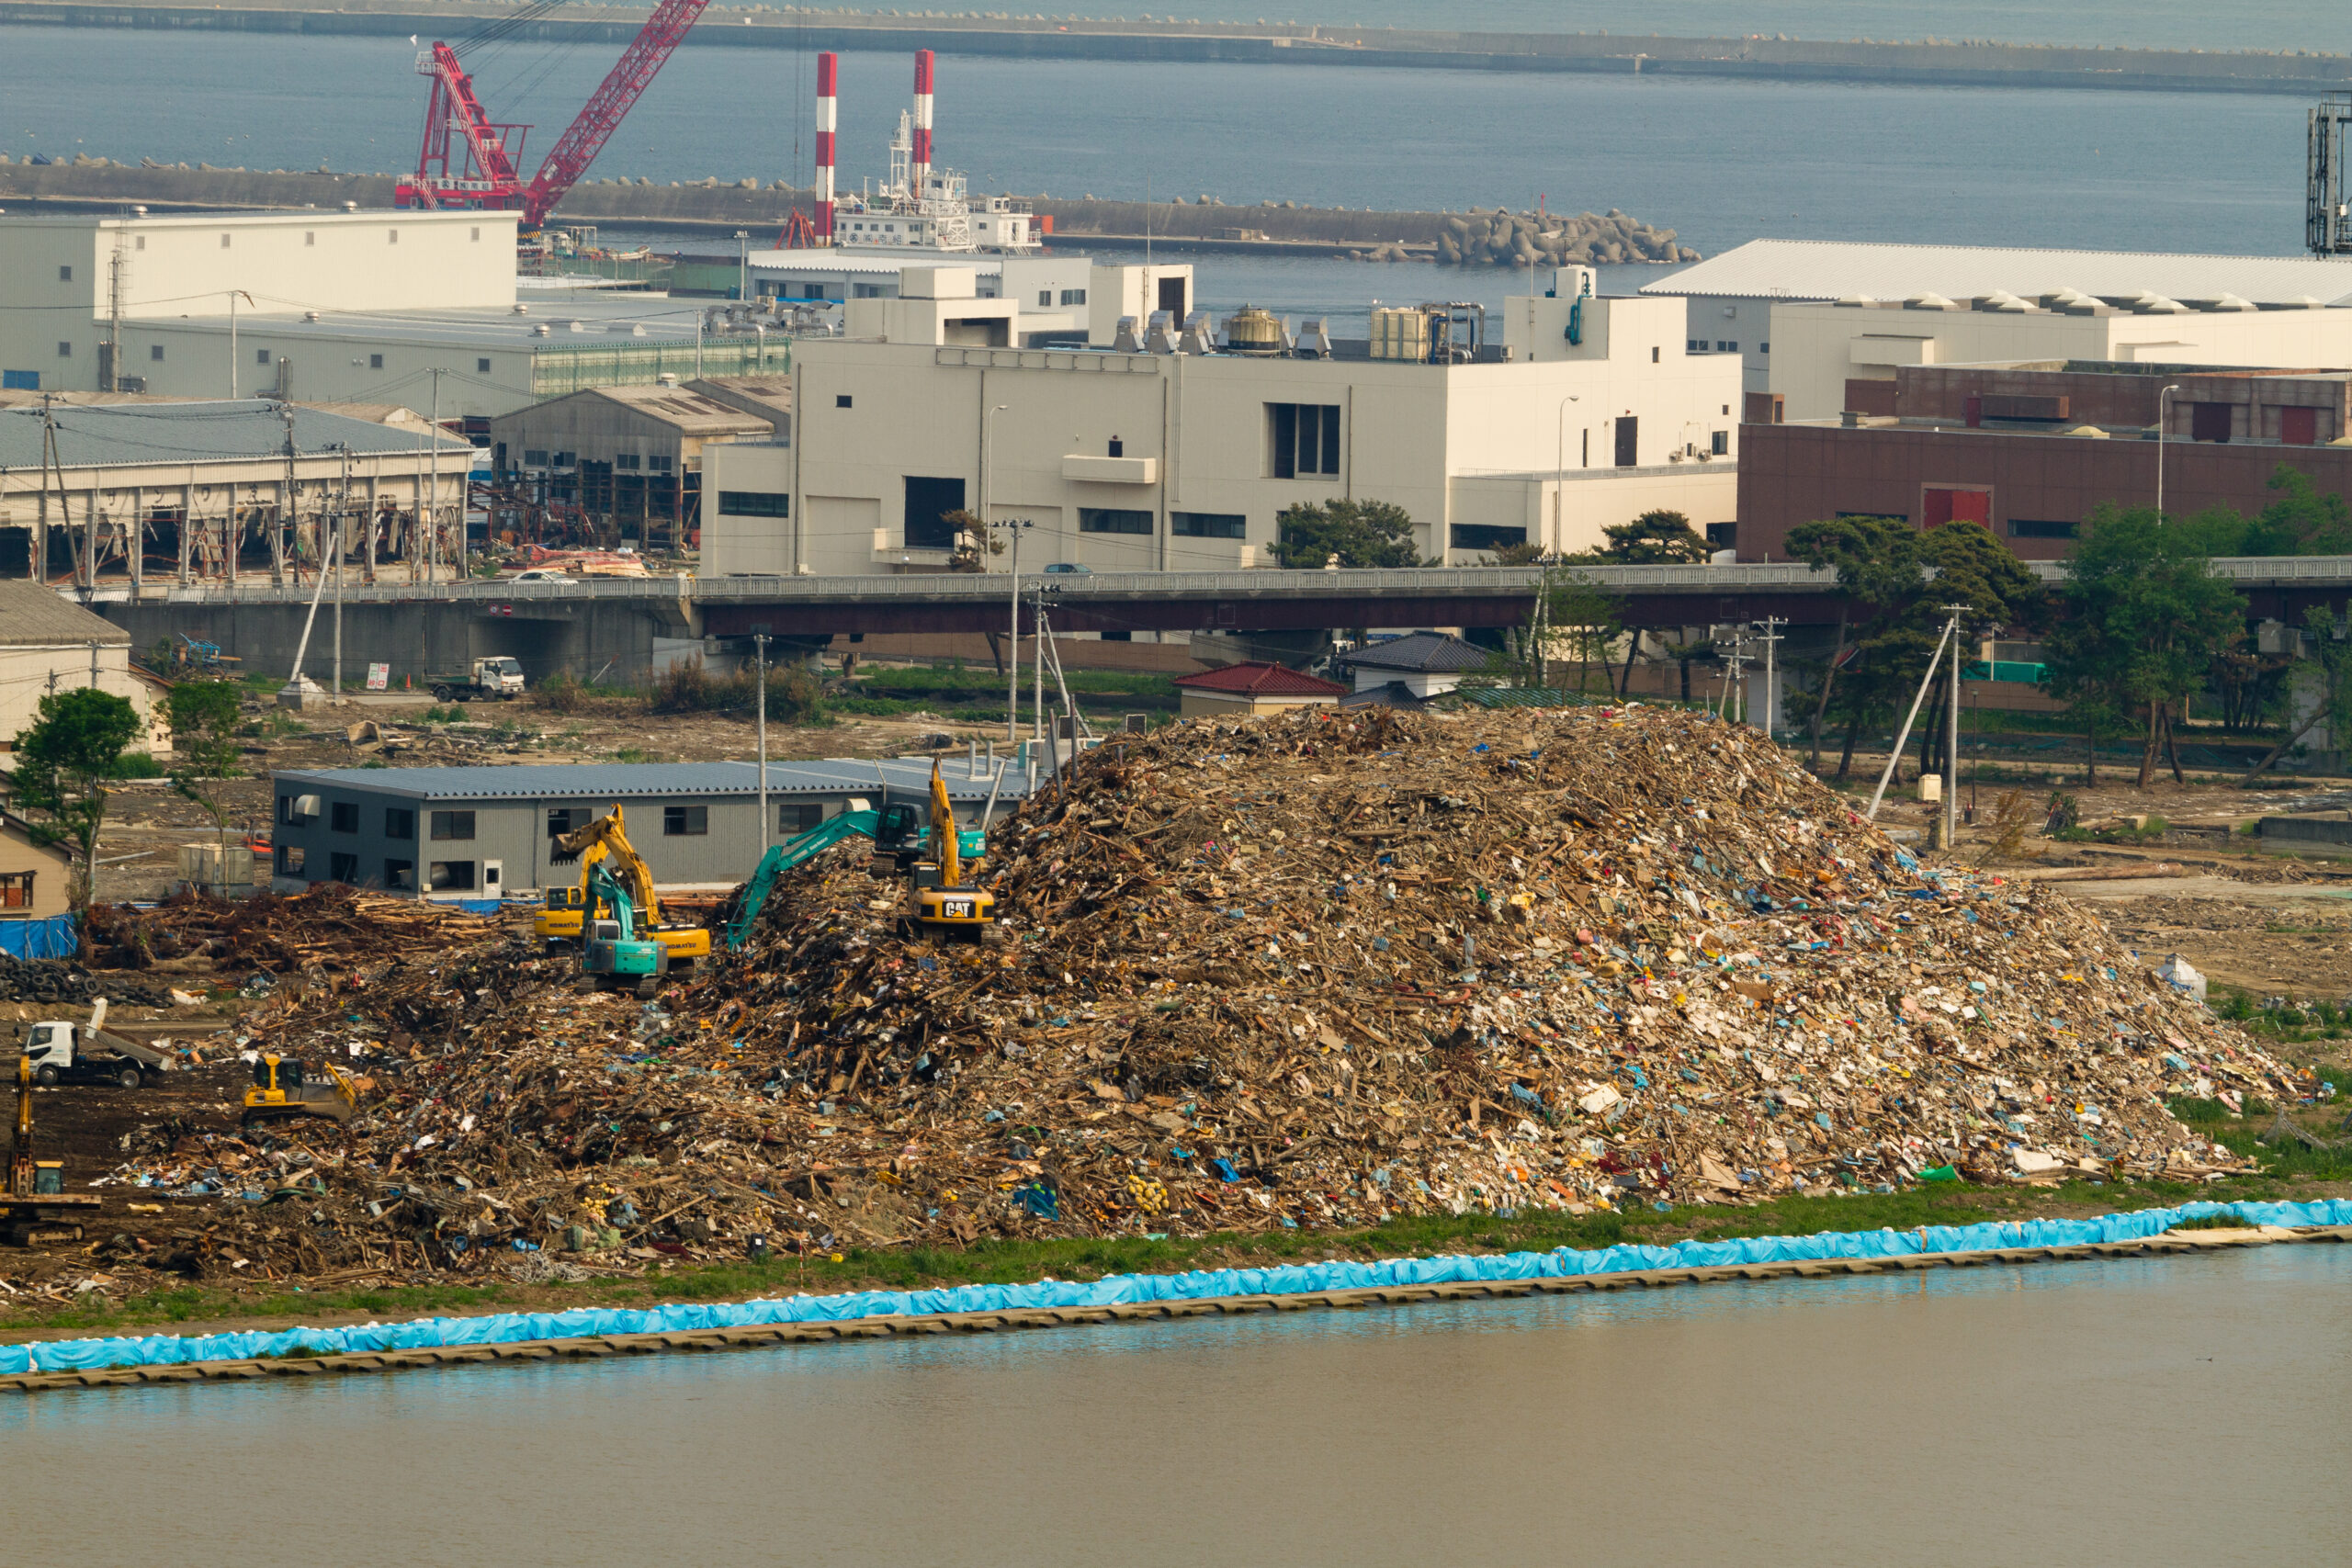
[904,761,996,943]
[539,805,713,976]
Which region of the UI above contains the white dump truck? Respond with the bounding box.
[426,657,526,703]
[15,999,171,1089]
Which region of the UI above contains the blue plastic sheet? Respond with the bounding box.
[9,1198,2346,1376]
[0,915,78,961]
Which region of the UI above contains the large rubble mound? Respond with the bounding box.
[84,885,493,974]
[108,706,2294,1282]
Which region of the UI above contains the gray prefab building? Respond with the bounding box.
[268,759,1029,900]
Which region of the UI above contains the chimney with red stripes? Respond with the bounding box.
[814,51,837,245]
[910,49,934,202]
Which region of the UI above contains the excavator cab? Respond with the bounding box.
[870,800,925,874]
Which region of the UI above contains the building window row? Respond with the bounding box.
[718,490,790,518]
[1171,511,1246,539]
[1267,402,1341,479]
[1079,508,1152,536]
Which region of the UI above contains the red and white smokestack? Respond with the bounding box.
[910,49,934,200]
[814,51,838,245]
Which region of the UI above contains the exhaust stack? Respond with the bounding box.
[910,49,934,201]
[814,51,837,245]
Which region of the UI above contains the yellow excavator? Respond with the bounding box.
[905,761,997,942]
[4,1055,99,1245]
[242,1054,360,1128]
[536,805,712,976]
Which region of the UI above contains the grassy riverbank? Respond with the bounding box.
[6,1155,2341,1346]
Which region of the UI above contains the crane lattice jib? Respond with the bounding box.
[522,0,710,228]
[406,43,528,210]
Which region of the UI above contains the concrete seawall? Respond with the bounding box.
[0,162,1691,265]
[6,2,2352,96]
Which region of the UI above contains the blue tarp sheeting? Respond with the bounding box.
[0,915,77,961]
[7,1198,2347,1376]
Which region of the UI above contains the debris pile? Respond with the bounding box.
[104,706,2297,1282]
[84,886,497,974]
[0,954,166,1008]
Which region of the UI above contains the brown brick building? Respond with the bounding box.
[1736,360,2352,560]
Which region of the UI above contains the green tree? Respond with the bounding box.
[165,678,244,863]
[2043,503,2246,788]
[2240,606,2352,783]
[1272,498,1426,569]
[12,687,143,924]
[1498,558,1623,692]
[2241,467,2352,557]
[1580,508,1713,565]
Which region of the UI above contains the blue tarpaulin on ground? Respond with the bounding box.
[5,1198,2346,1376]
[0,915,77,961]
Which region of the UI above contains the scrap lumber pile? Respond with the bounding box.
[98,706,2294,1283]
[84,886,498,974]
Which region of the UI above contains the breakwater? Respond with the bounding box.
[6,1,2352,96]
[0,160,1693,265]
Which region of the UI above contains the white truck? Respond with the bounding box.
[427,657,526,704]
[16,999,171,1089]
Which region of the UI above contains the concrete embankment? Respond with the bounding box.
[5,0,2352,95]
[0,161,1692,265]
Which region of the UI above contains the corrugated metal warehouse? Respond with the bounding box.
[266,758,1032,899]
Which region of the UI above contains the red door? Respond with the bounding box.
[1923,488,1991,527]
[2282,406,2318,446]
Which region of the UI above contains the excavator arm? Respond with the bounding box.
[555,807,664,927]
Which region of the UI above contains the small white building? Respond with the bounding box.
[1643,238,2352,419]
[702,262,1741,578]
[0,579,160,758]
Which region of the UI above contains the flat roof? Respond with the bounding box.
[0,209,506,231]
[274,759,1034,803]
[1644,238,2352,308]
[0,399,470,473]
[152,296,727,351]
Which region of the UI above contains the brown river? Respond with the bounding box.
[5,1245,2343,1565]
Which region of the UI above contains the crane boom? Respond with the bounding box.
[397,0,708,231]
[523,0,709,228]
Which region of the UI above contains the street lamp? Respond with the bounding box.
[735,231,751,304]
[2156,382,2183,517]
[1553,393,1581,552]
[226,289,254,399]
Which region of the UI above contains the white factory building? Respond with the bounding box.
[0,209,783,419]
[702,262,1741,577]
[1645,239,2352,421]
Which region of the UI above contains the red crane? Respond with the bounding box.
[397,0,709,232]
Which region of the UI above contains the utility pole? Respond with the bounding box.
[428,368,448,584]
[1754,615,1786,740]
[735,230,751,305]
[1942,602,1970,854]
[753,629,771,856]
[38,393,62,588]
[276,401,298,590]
[1033,582,1049,752]
[105,233,126,394]
[334,444,351,698]
[227,289,254,399]
[87,638,99,691]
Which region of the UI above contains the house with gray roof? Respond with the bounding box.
[0,578,160,757]
[1337,631,1496,705]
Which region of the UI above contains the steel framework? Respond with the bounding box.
[2308,93,2352,255]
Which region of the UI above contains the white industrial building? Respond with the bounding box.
[0,579,162,758]
[1644,239,2352,418]
[702,262,1741,578]
[0,209,784,418]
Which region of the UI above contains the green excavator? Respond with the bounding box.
[581,862,664,998]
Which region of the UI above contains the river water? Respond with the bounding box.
[6,1244,2343,1564]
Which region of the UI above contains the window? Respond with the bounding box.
[648,455,673,472]
[278,794,317,824]
[1705,522,1737,547]
[1614,416,1639,468]
[368,354,384,370]
[1080,508,1153,535]
[220,233,232,249]
[836,394,853,409]
[277,845,306,875]
[329,801,359,834]
[0,371,36,391]
[385,807,415,840]
[305,231,315,246]
[134,236,144,251]
[150,344,164,362]
[1759,342,1770,355]
[548,807,590,839]
[1267,402,1341,479]
[718,490,790,517]
[429,809,476,841]
[57,265,71,283]
[385,858,414,890]
[1172,512,1246,539]
[1710,430,1729,456]
[1688,339,1702,352]
[1038,290,1053,307]
[327,852,358,884]
[57,343,71,358]
[1651,346,1659,363]
[524,449,549,468]
[1450,524,1526,553]
[904,475,966,549]
[388,230,399,245]
[1060,288,1087,306]
[616,454,641,470]
[2007,518,2078,539]
[257,347,272,365]
[470,226,481,242]
[428,860,475,891]
[663,805,709,837]
[780,802,824,836]
[478,357,492,374]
